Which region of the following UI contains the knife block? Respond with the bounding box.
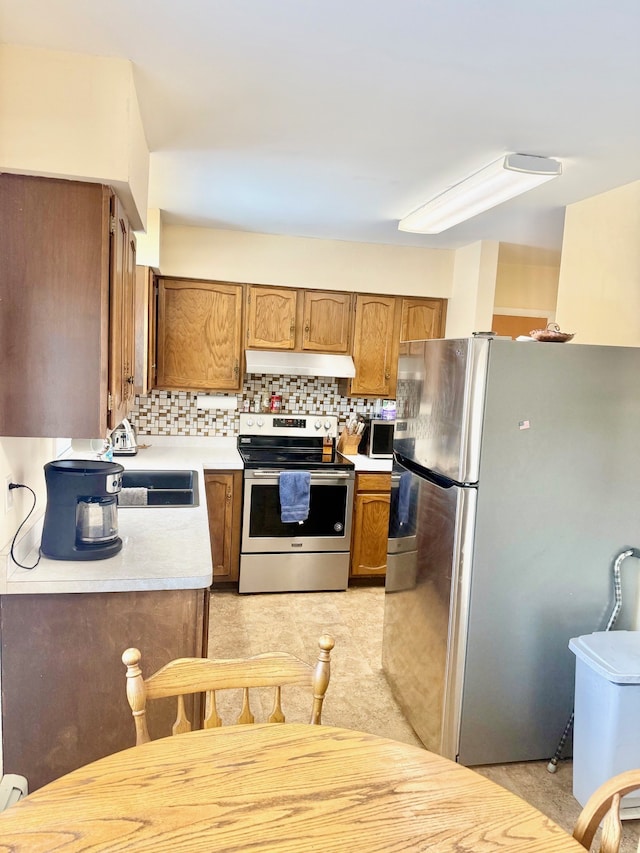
[337,428,361,454]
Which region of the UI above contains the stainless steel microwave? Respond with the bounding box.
[361,419,395,458]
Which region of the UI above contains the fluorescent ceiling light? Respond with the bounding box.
[398,153,562,234]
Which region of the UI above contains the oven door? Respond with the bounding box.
[242,470,354,553]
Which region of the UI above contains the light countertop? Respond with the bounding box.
[2,436,389,596]
[3,437,242,596]
[344,454,393,472]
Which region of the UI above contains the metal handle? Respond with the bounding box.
[251,470,352,480]
[391,473,403,483]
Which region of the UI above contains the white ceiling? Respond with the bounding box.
[2,0,640,251]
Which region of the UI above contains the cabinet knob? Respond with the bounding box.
[385,370,390,380]
[290,321,295,335]
[304,324,310,336]
[226,489,232,502]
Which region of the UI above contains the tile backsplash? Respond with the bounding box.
[131,375,381,436]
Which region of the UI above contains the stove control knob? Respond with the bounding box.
[246,418,254,427]
[324,420,332,431]
[314,420,321,430]
[256,418,264,428]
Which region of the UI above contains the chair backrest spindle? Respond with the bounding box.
[122,635,335,744]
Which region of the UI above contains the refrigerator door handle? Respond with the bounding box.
[440,484,478,761]
[394,451,477,489]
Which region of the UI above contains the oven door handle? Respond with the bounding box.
[251,470,353,480]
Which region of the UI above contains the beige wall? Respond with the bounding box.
[446,241,499,337]
[136,209,163,269]
[494,244,560,313]
[0,438,57,552]
[556,180,640,346]
[159,225,455,297]
[0,45,149,230]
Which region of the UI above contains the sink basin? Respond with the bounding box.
[118,470,199,507]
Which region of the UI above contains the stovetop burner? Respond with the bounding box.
[239,447,354,471]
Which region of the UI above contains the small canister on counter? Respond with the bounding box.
[269,393,282,413]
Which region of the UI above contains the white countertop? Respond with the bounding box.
[2,436,389,596]
[2,437,242,596]
[344,454,393,472]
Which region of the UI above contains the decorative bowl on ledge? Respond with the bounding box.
[529,323,575,343]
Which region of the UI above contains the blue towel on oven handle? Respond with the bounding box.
[279,471,311,523]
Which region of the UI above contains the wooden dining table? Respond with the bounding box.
[0,723,584,852]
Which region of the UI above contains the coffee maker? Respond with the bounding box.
[41,460,124,561]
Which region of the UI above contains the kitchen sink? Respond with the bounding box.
[118,470,199,507]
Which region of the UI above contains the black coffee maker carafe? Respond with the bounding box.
[41,460,124,560]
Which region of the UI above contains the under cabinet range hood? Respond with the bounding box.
[244,350,356,378]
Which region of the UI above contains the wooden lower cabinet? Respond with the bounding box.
[205,471,242,583]
[0,588,209,791]
[350,473,392,578]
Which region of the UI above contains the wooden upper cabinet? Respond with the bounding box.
[349,294,400,398]
[108,195,136,428]
[134,265,157,396]
[399,297,447,356]
[302,291,352,353]
[156,279,243,391]
[246,285,297,350]
[0,173,134,438]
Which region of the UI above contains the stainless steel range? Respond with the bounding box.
[237,414,355,593]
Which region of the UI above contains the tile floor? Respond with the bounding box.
[209,584,640,852]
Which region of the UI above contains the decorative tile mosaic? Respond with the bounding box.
[131,375,385,436]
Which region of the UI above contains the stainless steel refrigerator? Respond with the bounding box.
[383,336,640,765]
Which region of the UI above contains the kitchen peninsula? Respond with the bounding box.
[0,437,241,791]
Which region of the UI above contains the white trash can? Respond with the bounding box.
[569,630,640,818]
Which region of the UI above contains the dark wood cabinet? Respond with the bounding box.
[0,173,136,437]
[0,588,209,791]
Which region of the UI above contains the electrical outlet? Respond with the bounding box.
[5,475,14,513]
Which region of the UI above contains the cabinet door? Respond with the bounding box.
[157,279,243,390]
[349,294,400,397]
[246,285,297,349]
[134,265,157,395]
[302,291,352,353]
[0,174,112,438]
[350,491,391,577]
[108,196,136,428]
[399,297,446,356]
[0,589,207,791]
[205,471,242,583]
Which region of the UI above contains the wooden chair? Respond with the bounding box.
[573,768,640,853]
[122,634,335,745]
